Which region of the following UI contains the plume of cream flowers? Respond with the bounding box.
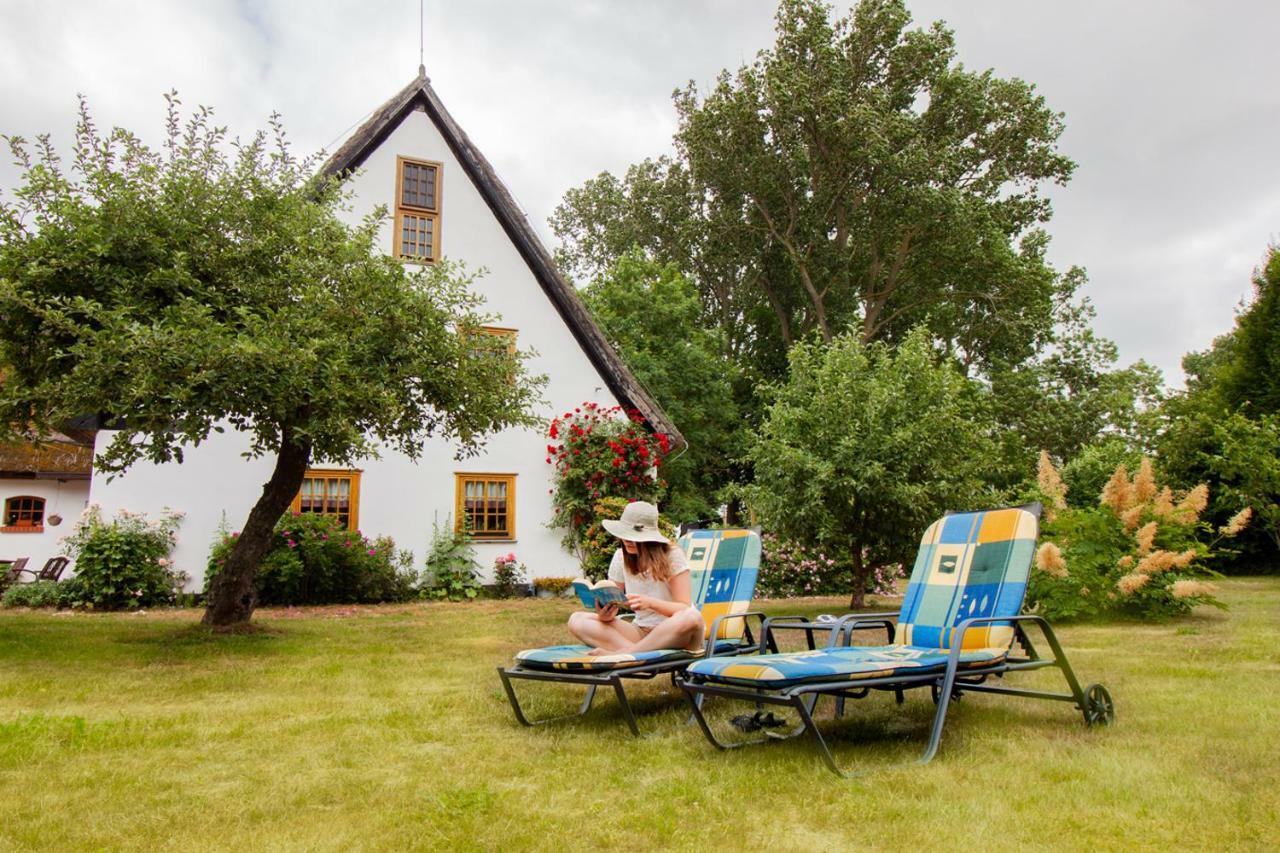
[1116,573,1150,595]
[1100,464,1133,516]
[1219,507,1253,537]
[1120,505,1144,531]
[1037,451,1068,512]
[1134,549,1197,575]
[1035,542,1068,578]
[1176,484,1210,521]
[1135,522,1158,556]
[1133,458,1158,504]
[1152,487,1176,519]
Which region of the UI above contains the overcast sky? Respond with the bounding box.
[2,0,1278,385]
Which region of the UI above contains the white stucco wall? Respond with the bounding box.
[88,104,623,590]
[0,479,91,572]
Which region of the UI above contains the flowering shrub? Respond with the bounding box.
[759,533,902,599]
[422,516,481,601]
[1030,452,1245,620]
[206,512,416,605]
[60,505,185,610]
[546,402,672,567]
[491,551,527,598]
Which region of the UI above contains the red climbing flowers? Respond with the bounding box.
[545,402,672,545]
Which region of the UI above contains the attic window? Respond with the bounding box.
[395,156,441,263]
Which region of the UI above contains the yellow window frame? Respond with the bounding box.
[290,468,362,532]
[393,156,443,263]
[455,473,516,540]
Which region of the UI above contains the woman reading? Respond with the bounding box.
[566,501,705,655]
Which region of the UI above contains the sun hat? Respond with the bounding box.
[601,501,669,544]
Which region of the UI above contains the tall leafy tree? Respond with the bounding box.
[581,252,742,520]
[555,0,1077,378]
[0,97,544,627]
[1156,246,1280,571]
[747,327,994,605]
[1217,246,1280,416]
[1158,401,1279,572]
[552,156,794,385]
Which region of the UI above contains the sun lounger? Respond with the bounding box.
[678,504,1115,775]
[498,528,768,735]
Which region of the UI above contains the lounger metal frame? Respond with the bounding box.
[678,612,1114,776]
[498,612,775,736]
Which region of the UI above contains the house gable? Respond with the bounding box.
[319,70,684,451]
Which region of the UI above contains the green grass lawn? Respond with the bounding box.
[2,579,1278,851]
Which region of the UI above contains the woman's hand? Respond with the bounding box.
[625,593,657,613]
[594,601,618,623]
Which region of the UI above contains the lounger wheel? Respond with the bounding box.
[1082,683,1114,727]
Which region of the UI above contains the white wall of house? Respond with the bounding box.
[88,105,623,590]
[0,478,90,572]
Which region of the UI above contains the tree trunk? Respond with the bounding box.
[796,264,831,343]
[848,544,867,610]
[724,496,743,527]
[202,427,312,629]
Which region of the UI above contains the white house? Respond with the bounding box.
[0,432,93,573]
[79,68,682,590]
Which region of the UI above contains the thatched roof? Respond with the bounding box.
[319,70,685,451]
[0,430,94,479]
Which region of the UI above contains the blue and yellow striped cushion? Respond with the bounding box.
[686,644,1005,689]
[897,506,1039,651]
[685,506,1040,689]
[515,639,749,672]
[683,529,761,640]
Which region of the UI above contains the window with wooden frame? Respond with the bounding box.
[477,326,517,354]
[394,156,442,263]
[290,469,361,531]
[464,325,518,383]
[2,495,45,533]
[455,473,516,540]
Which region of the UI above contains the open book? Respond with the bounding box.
[572,578,628,610]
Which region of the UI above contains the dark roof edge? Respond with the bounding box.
[318,73,686,452]
[0,471,92,481]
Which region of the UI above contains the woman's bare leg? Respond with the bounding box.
[619,608,706,654]
[567,611,644,651]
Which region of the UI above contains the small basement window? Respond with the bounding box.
[2,495,45,533]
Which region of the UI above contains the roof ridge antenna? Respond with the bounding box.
[418,0,427,80]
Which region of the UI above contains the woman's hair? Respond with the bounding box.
[622,540,674,582]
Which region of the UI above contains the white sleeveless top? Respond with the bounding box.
[606,544,691,629]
